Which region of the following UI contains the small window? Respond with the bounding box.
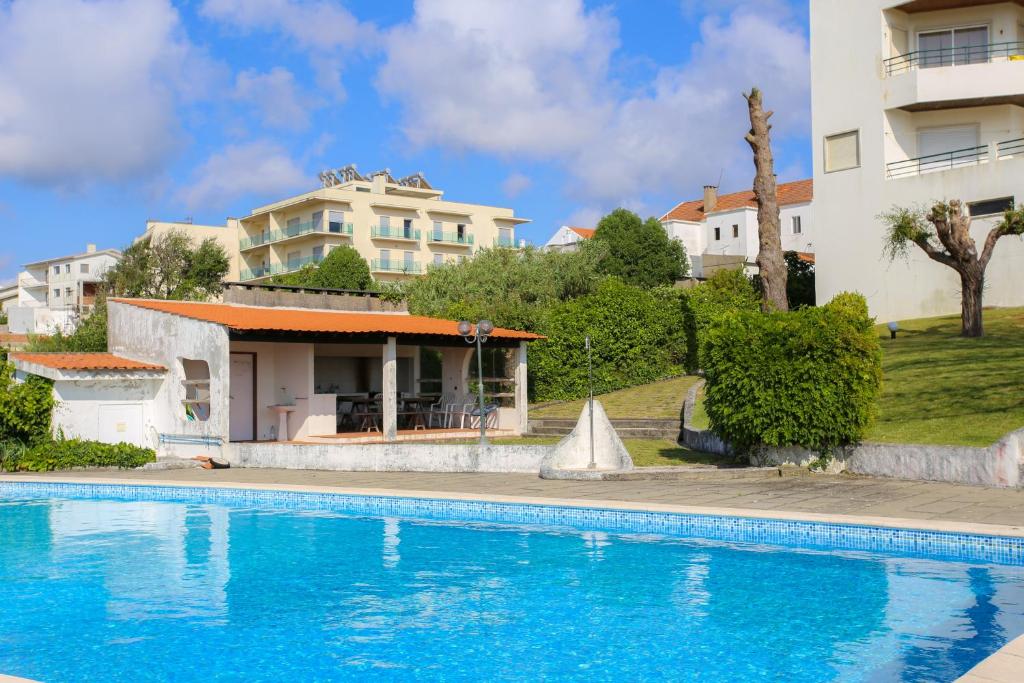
[969,197,1015,217]
[312,211,323,231]
[313,245,324,262]
[181,359,211,422]
[457,255,466,264]
[380,215,391,229]
[64,264,71,274]
[824,130,860,172]
[434,254,444,266]
[714,227,721,241]
[80,263,89,274]
[53,265,60,275]
[65,287,72,299]
[433,221,443,240]
[792,215,803,234]
[328,210,345,233]
[732,224,739,238]
[287,217,300,228]
[53,288,60,298]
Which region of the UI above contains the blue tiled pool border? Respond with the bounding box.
[2,480,1023,565]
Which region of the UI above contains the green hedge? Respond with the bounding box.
[0,363,54,445]
[701,292,882,455]
[1,439,156,472]
[530,278,687,402]
[680,269,761,372]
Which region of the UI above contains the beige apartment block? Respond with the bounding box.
[139,220,242,282]
[235,168,529,283]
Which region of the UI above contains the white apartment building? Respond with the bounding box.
[8,244,120,334]
[811,0,1024,321]
[660,179,814,278]
[234,167,528,283]
[544,226,596,252]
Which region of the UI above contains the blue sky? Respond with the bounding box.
[0,0,810,282]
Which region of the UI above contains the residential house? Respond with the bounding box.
[7,244,120,334]
[660,179,814,278]
[811,0,1024,321]
[544,226,596,252]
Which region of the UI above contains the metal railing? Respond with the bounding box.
[493,236,517,248]
[240,222,353,250]
[240,253,327,281]
[371,225,421,241]
[886,143,988,179]
[240,265,270,280]
[884,41,1024,76]
[997,137,1024,159]
[427,231,474,245]
[371,259,421,274]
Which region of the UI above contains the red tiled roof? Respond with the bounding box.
[661,179,813,222]
[9,352,166,372]
[569,227,595,239]
[109,299,544,340]
[0,333,29,344]
[796,252,815,264]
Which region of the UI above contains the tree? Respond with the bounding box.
[592,208,688,288]
[106,229,229,300]
[269,246,373,290]
[881,200,1024,337]
[753,252,815,309]
[743,87,788,312]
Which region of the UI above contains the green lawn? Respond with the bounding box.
[530,375,698,420]
[867,307,1024,446]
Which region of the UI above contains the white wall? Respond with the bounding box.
[51,379,161,447]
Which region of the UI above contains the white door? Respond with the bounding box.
[98,404,143,446]
[230,353,255,441]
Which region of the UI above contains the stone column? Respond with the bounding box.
[515,341,529,435]
[383,336,398,441]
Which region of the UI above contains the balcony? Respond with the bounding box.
[371,259,421,275]
[371,226,421,242]
[427,232,474,247]
[240,264,270,280]
[493,236,517,248]
[240,222,353,251]
[240,253,326,281]
[885,41,1024,76]
[886,136,1022,179]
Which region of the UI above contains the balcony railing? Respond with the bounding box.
[240,222,353,250]
[884,41,1024,76]
[240,253,327,281]
[493,236,517,248]
[371,226,421,241]
[886,143,989,179]
[371,259,421,274]
[998,137,1024,159]
[427,232,474,246]
[240,265,270,280]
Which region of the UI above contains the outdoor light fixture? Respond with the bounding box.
[458,320,493,446]
[887,321,899,340]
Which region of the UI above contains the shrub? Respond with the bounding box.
[701,292,882,456]
[679,268,761,371]
[0,362,54,444]
[3,439,156,472]
[593,208,689,287]
[530,278,687,401]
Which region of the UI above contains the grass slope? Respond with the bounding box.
[530,375,698,420]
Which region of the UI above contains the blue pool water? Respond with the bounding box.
[1,487,1023,682]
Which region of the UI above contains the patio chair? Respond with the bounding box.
[428,392,454,428]
[467,403,500,430]
[336,400,354,431]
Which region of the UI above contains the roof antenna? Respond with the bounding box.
[716,167,724,190]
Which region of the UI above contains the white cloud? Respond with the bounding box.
[200,0,374,96]
[177,141,310,211]
[0,0,217,186]
[501,172,532,199]
[234,67,312,130]
[376,1,809,208]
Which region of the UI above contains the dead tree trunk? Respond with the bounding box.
[744,87,788,313]
[960,269,985,337]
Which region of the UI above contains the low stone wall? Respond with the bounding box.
[230,441,550,474]
[681,379,1024,488]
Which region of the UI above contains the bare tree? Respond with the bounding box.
[743,87,788,313]
[881,200,1024,337]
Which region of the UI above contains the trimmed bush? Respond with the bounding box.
[2,439,156,472]
[679,268,761,372]
[530,278,687,402]
[701,292,882,456]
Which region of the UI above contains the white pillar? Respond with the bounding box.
[515,341,528,435]
[383,336,398,441]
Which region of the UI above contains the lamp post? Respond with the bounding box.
[887,321,899,340]
[586,336,596,469]
[458,319,494,445]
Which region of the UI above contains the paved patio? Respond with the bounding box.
[14,467,1024,528]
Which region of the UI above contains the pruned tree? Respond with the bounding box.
[743,87,788,312]
[881,200,1024,337]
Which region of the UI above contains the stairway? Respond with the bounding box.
[528,417,681,441]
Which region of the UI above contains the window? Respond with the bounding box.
[403,218,413,238]
[404,251,414,269]
[65,287,72,299]
[714,227,721,241]
[313,245,324,262]
[457,223,466,241]
[792,215,802,234]
[732,224,739,238]
[53,288,60,298]
[824,130,860,172]
[919,26,989,69]
[380,248,391,266]
[53,265,60,275]
[181,359,211,422]
[329,210,345,233]
[457,255,466,264]
[917,124,980,171]
[499,227,512,245]
[287,250,300,269]
[434,254,444,266]
[433,220,443,240]
[80,263,89,274]
[64,264,71,274]
[380,215,391,229]
[287,217,299,228]
[312,211,323,232]
[969,197,1014,217]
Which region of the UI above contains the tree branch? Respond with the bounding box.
[979,224,1008,269]
[912,236,960,270]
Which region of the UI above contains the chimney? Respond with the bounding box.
[371,172,387,194]
[86,244,96,254]
[703,185,718,213]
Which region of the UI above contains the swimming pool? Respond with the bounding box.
[1,482,1022,682]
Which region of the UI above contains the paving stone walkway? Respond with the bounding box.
[16,468,1024,528]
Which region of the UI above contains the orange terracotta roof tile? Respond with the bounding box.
[9,352,166,372]
[568,227,595,239]
[109,299,544,340]
[0,333,29,343]
[661,179,813,222]
[795,251,815,264]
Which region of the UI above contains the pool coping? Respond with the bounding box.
[4,474,1024,683]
